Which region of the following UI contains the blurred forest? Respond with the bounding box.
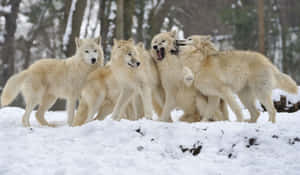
[1,0,300,108]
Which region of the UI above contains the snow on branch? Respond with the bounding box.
[0,5,11,16]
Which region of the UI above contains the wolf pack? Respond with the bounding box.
[1,30,298,127]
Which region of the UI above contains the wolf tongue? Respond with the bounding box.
[157,50,162,59]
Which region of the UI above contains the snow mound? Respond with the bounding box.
[272,87,300,104]
[0,107,300,175]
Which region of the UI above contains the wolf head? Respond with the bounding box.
[179,35,212,46]
[178,35,217,56]
[112,39,141,68]
[75,37,104,66]
[151,30,178,61]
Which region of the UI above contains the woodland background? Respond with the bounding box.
[1,0,300,108]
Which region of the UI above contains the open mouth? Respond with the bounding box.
[128,62,135,68]
[128,62,140,68]
[156,47,165,61]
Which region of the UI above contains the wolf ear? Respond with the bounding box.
[202,35,212,41]
[137,42,144,49]
[170,29,177,38]
[128,38,134,43]
[94,36,102,45]
[75,37,82,48]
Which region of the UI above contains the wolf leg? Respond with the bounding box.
[22,102,37,127]
[160,90,176,122]
[221,87,244,122]
[140,86,153,120]
[111,88,134,121]
[238,88,260,123]
[35,94,57,126]
[256,91,276,123]
[67,97,77,126]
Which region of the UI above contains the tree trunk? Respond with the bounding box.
[62,0,72,36]
[83,0,93,37]
[124,0,135,39]
[257,0,265,54]
[0,0,21,89]
[278,0,288,73]
[136,0,145,42]
[64,0,87,57]
[99,0,112,61]
[146,0,172,48]
[116,0,124,39]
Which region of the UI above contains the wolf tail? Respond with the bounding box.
[1,71,27,106]
[272,67,298,94]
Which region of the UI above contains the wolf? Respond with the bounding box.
[1,37,104,127]
[72,41,165,126]
[180,35,229,121]
[178,35,298,123]
[135,42,165,117]
[72,65,133,126]
[150,31,228,122]
[110,39,164,121]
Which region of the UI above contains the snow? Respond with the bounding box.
[0,5,11,13]
[52,0,64,11]
[0,107,300,175]
[63,0,78,50]
[272,87,300,104]
[15,14,33,40]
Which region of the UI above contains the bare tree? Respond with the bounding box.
[124,0,135,39]
[99,0,113,59]
[116,0,124,39]
[278,0,288,73]
[63,0,87,57]
[146,0,172,48]
[136,0,145,42]
[0,0,21,89]
[258,0,265,54]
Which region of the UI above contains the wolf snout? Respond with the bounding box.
[176,40,187,46]
[91,58,97,64]
[153,45,158,50]
[128,59,141,68]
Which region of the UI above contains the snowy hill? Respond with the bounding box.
[0,107,300,175]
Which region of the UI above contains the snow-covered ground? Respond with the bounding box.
[0,107,300,175]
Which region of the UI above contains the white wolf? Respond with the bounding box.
[178,35,298,123]
[1,37,104,127]
[151,31,228,122]
[72,41,165,126]
[109,39,156,121]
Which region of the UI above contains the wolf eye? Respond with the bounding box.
[188,38,192,40]
[85,50,89,53]
[162,40,166,43]
[94,49,97,52]
[128,53,132,56]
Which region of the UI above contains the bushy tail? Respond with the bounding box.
[274,69,298,94]
[1,71,27,106]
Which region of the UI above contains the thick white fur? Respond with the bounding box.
[151,31,228,122]
[1,37,104,127]
[179,35,298,123]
